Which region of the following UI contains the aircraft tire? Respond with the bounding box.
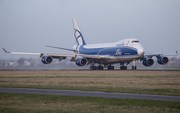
[120,66,127,70]
[90,66,97,70]
[108,66,114,70]
[97,66,103,70]
[101,66,104,70]
[93,66,96,70]
[107,66,110,70]
[124,66,127,70]
[90,66,93,70]
[132,66,137,70]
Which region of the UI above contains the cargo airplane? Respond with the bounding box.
[2,18,178,70]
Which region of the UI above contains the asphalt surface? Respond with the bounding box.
[0,87,180,102]
[0,68,180,71]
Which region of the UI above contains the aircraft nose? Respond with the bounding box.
[138,47,144,56]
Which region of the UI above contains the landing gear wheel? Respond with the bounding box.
[107,66,114,70]
[111,66,114,70]
[90,66,93,70]
[97,66,104,70]
[132,66,137,70]
[120,66,127,70]
[90,66,97,70]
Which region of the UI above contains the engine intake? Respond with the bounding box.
[76,58,88,66]
[41,56,53,64]
[157,56,168,65]
[142,58,154,66]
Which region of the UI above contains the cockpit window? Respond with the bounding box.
[132,41,139,43]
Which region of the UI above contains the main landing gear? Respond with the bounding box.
[90,64,113,70]
[90,65,103,70]
[120,63,127,70]
[120,66,127,70]
[107,65,114,70]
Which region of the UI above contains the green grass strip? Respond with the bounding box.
[0,93,180,113]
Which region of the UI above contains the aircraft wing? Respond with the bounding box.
[2,47,112,60]
[144,51,178,58]
[2,47,76,59]
[47,53,113,61]
[2,47,41,55]
[45,45,77,53]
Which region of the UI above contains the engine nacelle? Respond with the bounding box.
[41,56,53,64]
[157,56,168,65]
[142,58,154,66]
[76,58,88,66]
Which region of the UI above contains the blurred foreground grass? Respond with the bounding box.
[0,93,180,113]
[0,70,180,96]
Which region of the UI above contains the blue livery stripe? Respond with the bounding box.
[79,46,138,56]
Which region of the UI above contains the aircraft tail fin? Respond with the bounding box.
[72,18,86,45]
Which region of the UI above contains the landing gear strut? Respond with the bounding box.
[107,64,114,70]
[120,63,127,70]
[120,66,127,70]
[132,66,137,70]
[132,59,137,70]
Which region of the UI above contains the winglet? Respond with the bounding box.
[2,47,11,53]
[175,51,178,55]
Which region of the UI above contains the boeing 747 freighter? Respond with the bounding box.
[2,18,178,70]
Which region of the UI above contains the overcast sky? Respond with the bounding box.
[0,0,180,59]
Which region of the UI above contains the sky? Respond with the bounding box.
[0,0,180,60]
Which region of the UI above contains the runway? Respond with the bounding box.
[0,65,180,71]
[0,87,180,102]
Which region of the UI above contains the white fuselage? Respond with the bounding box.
[73,38,145,64]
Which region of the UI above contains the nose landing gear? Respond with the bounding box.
[132,59,137,70]
[132,66,137,70]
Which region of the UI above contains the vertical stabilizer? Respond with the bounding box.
[72,18,86,45]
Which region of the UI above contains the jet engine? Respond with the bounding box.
[157,56,168,65]
[76,58,88,66]
[41,56,53,64]
[142,58,154,66]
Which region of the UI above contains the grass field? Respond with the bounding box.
[0,93,180,113]
[1,70,180,113]
[0,70,180,96]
